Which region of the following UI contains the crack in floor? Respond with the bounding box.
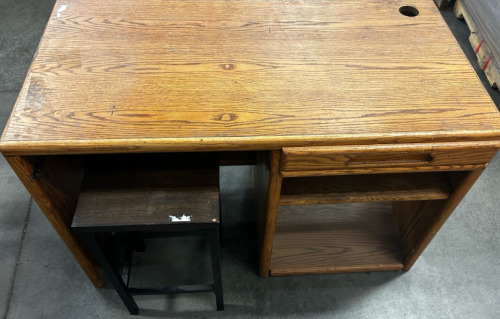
[2,197,33,319]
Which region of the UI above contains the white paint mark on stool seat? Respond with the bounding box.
[57,4,68,18]
[169,214,191,222]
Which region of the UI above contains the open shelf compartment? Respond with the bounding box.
[279,172,452,205]
[271,202,407,276]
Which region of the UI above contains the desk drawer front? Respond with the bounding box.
[281,143,499,176]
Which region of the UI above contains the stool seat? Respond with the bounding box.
[72,162,223,315]
[72,168,220,232]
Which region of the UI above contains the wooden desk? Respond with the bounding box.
[2,0,500,286]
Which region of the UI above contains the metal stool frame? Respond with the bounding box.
[79,225,224,315]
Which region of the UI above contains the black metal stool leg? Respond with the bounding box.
[208,228,224,311]
[218,196,224,248]
[82,233,139,315]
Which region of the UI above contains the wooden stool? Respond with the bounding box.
[71,164,223,315]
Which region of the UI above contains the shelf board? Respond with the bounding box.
[279,172,452,205]
[270,202,405,275]
[72,168,220,231]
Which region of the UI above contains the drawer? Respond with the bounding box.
[280,142,499,176]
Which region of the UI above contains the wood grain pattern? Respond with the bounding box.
[397,169,485,269]
[5,156,103,287]
[270,202,405,275]
[254,150,282,277]
[392,199,447,263]
[2,0,500,281]
[72,168,220,231]
[281,142,500,174]
[279,164,488,177]
[2,0,500,155]
[279,172,452,205]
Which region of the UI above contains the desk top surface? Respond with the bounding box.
[2,0,500,155]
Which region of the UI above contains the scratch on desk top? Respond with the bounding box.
[25,78,45,109]
[57,4,67,18]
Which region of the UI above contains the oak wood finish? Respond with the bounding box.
[1,0,500,283]
[254,151,282,277]
[446,171,469,189]
[392,200,447,262]
[271,151,496,274]
[2,0,500,156]
[280,164,489,178]
[279,172,452,205]
[272,142,499,274]
[5,156,103,287]
[270,203,405,275]
[280,142,500,175]
[397,169,485,269]
[72,168,220,232]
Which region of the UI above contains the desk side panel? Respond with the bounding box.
[394,169,485,269]
[4,155,103,287]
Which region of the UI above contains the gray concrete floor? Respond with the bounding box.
[1,1,499,318]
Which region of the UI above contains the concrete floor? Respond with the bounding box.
[1,1,499,318]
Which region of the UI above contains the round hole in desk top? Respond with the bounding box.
[399,5,419,17]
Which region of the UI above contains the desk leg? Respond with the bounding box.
[5,156,103,287]
[254,151,282,277]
